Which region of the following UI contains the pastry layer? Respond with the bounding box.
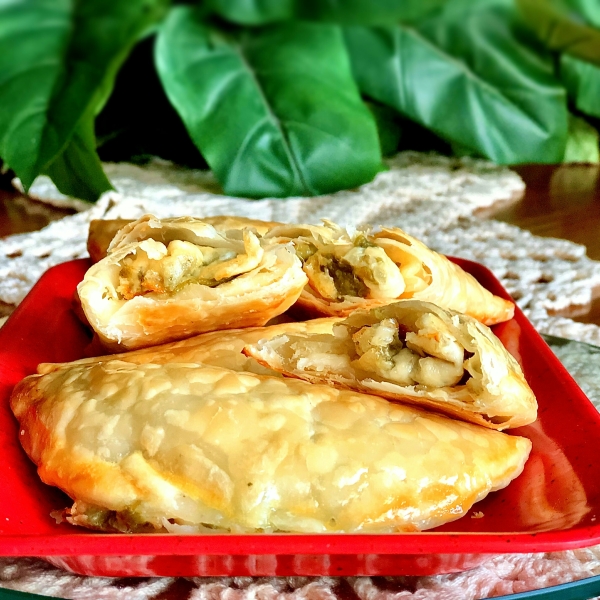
[88,216,281,263]
[38,318,340,377]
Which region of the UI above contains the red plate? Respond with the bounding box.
[1,258,600,578]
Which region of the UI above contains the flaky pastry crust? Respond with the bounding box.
[11,361,531,533]
[265,221,514,326]
[78,215,307,350]
[88,216,281,264]
[244,300,537,430]
[38,318,339,377]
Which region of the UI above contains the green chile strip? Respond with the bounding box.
[325,255,368,299]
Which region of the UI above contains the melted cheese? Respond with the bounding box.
[351,315,467,388]
[342,246,405,298]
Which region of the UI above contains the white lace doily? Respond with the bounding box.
[3,151,600,345]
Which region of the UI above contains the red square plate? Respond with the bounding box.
[1,258,600,578]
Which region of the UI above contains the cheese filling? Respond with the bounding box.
[117,230,264,300]
[300,235,405,302]
[350,314,471,389]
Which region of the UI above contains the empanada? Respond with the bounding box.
[244,300,537,430]
[265,221,514,325]
[77,215,307,350]
[11,361,531,534]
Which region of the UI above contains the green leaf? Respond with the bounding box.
[555,0,600,119]
[344,0,569,164]
[0,0,69,186]
[0,0,167,198]
[206,0,294,25]
[298,0,447,24]
[207,0,446,26]
[516,0,600,67]
[558,0,600,27]
[156,8,381,198]
[561,54,600,118]
[44,112,113,201]
[563,114,600,163]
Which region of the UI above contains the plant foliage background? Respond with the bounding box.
[0,0,599,201]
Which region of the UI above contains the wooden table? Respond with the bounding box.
[2,163,600,324]
[495,164,600,326]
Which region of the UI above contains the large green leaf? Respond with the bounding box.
[516,0,600,67]
[207,0,446,25]
[0,0,69,186]
[366,102,403,157]
[300,0,447,24]
[552,0,600,119]
[558,0,600,27]
[44,112,113,201]
[344,0,569,164]
[207,0,293,24]
[156,7,381,198]
[0,0,166,199]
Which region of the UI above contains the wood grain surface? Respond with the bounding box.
[495,165,600,326]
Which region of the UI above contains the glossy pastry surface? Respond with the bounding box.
[38,318,340,377]
[11,361,531,534]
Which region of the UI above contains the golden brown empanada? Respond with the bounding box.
[87,216,281,263]
[244,300,537,430]
[77,215,307,350]
[11,360,531,534]
[265,221,514,325]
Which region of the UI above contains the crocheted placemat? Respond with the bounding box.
[2,152,600,599]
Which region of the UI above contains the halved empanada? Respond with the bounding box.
[244,300,537,430]
[265,221,514,325]
[11,361,531,534]
[77,215,307,350]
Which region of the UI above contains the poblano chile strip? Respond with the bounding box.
[323,255,369,300]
